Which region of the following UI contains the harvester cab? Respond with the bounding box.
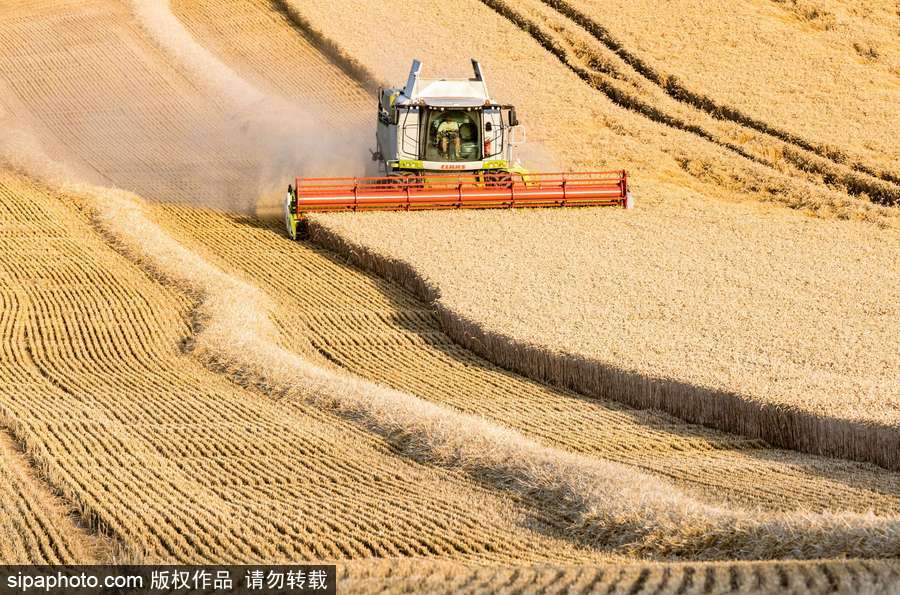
[371,59,525,178]
[284,59,631,240]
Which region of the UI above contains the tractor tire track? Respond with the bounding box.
[476,0,899,206]
[536,0,900,187]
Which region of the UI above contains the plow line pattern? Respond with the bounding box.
[156,205,900,518]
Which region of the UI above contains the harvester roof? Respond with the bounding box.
[396,59,492,108]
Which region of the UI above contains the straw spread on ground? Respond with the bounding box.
[150,203,900,519]
[3,169,619,567]
[0,0,898,588]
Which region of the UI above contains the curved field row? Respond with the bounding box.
[258,0,900,469]
[0,169,617,566]
[311,206,900,471]
[0,430,99,564]
[474,0,898,206]
[148,203,900,518]
[84,173,900,562]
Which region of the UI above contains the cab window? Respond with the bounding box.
[423,109,481,162]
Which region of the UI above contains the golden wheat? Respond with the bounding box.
[338,558,900,594]
[69,174,900,561]
[0,431,99,564]
[0,0,898,582]
[557,0,900,181]
[310,205,900,469]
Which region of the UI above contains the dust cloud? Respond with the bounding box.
[127,0,371,215]
[0,0,370,215]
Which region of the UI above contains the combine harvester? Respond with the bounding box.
[284,59,632,239]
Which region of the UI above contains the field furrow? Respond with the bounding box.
[337,558,900,594]
[0,0,897,584]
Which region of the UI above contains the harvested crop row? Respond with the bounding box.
[0,430,99,564]
[338,558,900,594]
[149,204,900,517]
[0,0,300,211]
[0,170,611,566]
[170,0,372,116]
[311,203,900,470]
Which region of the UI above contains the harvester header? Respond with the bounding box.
[284,59,632,239]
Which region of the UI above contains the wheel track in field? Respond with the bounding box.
[531,0,900,187]
[149,203,900,519]
[474,0,899,206]
[1,169,611,566]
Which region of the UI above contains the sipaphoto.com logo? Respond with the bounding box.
[5,568,142,592]
[0,565,337,595]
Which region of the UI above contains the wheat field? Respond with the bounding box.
[0,0,898,590]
